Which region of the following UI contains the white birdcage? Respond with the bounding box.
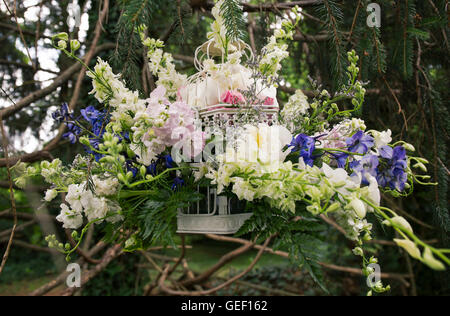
[177,39,279,235]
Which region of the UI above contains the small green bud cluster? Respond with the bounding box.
[52,32,81,54]
[45,234,67,253]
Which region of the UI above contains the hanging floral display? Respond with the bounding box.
[12,0,448,295]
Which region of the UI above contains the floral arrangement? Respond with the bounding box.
[12,1,448,295]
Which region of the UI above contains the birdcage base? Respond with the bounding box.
[177,213,253,235]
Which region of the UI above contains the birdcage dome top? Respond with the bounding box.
[177,37,279,111]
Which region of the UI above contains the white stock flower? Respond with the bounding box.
[84,196,109,223]
[65,183,85,213]
[56,204,83,229]
[93,175,119,196]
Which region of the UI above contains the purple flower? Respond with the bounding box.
[63,123,81,144]
[126,161,138,178]
[351,154,379,185]
[376,146,408,191]
[346,131,374,154]
[172,177,185,190]
[290,134,316,166]
[379,145,393,159]
[81,106,102,125]
[335,153,349,168]
[52,103,72,123]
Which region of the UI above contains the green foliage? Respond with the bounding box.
[220,0,246,41]
[316,0,347,86]
[126,183,203,250]
[111,0,166,92]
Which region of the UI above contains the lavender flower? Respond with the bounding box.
[52,103,72,123]
[351,154,379,185]
[376,146,408,191]
[289,134,316,166]
[346,131,374,154]
[63,123,81,144]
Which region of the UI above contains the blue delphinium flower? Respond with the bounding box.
[335,153,349,169]
[163,155,174,168]
[81,105,102,125]
[376,146,408,191]
[52,103,72,123]
[346,131,375,154]
[63,122,81,144]
[289,134,316,166]
[172,177,184,190]
[80,105,110,161]
[126,160,139,178]
[146,155,175,176]
[350,154,379,185]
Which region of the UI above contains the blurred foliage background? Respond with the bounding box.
[0,0,448,296]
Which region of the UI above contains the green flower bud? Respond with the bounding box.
[57,40,67,50]
[422,247,446,271]
[352,247,364,256]
[325,202,341,213]
[140,166,147,178]
[383,216,413,233]
[70,39,81,52]
[118,173,126,184]
[55,32,69,41]
[393,239,421,260]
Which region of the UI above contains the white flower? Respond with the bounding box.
[93,175,119,196]
[56,204,83,229]
[232,178,256,201]
[65,183,85,213]
[362,175,380,210]
[84,196,109,223]
[226,124,292,173]
[371,129,392,148]
[44,189,58,202]
[321,163,348,187]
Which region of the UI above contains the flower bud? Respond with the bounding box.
[422,247,446,271]
[70,39,80,52]
[57,40,67,50]
[55,32,69,41]
[349,199,366,219]
[393,239,421,260]
[352,247,364,256]
[383,216,413,233]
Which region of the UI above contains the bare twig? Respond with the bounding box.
[2,0,36,71]
[0,115,18,275]
[158,237,272,296]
